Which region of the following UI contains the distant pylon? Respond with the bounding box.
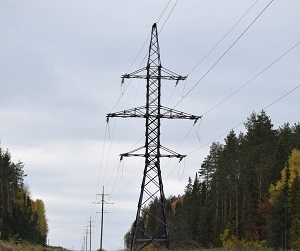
[107,23,201,250]
[93,186,113,251]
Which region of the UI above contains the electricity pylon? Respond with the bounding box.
[93,186,113,251]
[107,23,201,250]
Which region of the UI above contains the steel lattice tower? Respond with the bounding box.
[107,23,201,250]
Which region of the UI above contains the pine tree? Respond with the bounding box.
[240,111,276,241]
[0,144,48,244]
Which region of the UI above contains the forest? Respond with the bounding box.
[0,144,48,245]
[124,111,300,249]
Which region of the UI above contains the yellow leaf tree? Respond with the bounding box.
[269,149,300,249]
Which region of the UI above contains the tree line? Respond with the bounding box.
[0,144,48,245]
[124,111,300,249]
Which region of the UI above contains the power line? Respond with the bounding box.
[95,2,183,239]
[263,83,300,111]
[188,82,300,155]
[157,0,172,23]
[188,0,260,76]
[106,23,200,250]
[103,0,183,215]
[160,0,279,179]
[202,40,300,116]
[109,0,181,114]
[173,0,275,110]
[107,0,273,205]
[165,1,260,110]
[159,0,179,33]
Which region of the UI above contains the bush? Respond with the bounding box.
[220,229,239,249]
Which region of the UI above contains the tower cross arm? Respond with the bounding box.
[119,145,187,161]
[160,106,202,122]
[122,66,187,81]
[106,106,146,120]
[107,106,202,122]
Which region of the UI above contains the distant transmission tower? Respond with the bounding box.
[107,23,201,250]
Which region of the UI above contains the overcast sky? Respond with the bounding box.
[1,0,300,250]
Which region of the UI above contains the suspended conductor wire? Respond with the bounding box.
[126,0,175,74]
[202,40,300,116]
[188,82,300,156]
[101,114,118,189]
[110,158,143,202]
[163,43,299,178]
[172,0,274,110]
[106,79,142,200]
[263,83,300,111]
[165,40,300,183]
[96,124,109,190]
[104,0,182,216]
[100,93,122,204]
[166,0,259,107]
[90,123,110,218]
[107,69,142,199]
[178,158,186,181]
[166,83,178,106]
[164,40,299,196]
[165,161,180,180]
[107,0,181,198]
[157,0,173,23]
[187,0,259,76]
[163,118,202,180]
[110,0,181,113]
[194,117,202,142]
[125,38,150,75]
[159,0,179,33]
[111,0,178,112]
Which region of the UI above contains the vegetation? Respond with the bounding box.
[0,144,48,245]
[124,111,300,249]
[0,240,68,251]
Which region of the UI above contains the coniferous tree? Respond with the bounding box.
[124,111,300,249]
[240,111,276,241]
[0,144,48,245]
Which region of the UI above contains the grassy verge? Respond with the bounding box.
[0,241,70,251]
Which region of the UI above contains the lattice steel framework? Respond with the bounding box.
[107,23,201,250]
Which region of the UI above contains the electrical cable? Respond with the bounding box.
[111,159,143,202]
[188,82,300,156]
[159,0,179,33]
[164,39,300,182]
[95,1,184,234]
[90,123,110,218]
[188,0,260,76]
[163,118,202,180]
[101,119,117,186]
[202,40,300,116]
[100,2,277,236]
[107,79,142,200]
[263,83,300,111]
[165,0,259,108]
[105,0,182,202]
[157,0,173,24]
[93,1,299,245]
[172,0,275,110]
[109,0,180,115]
